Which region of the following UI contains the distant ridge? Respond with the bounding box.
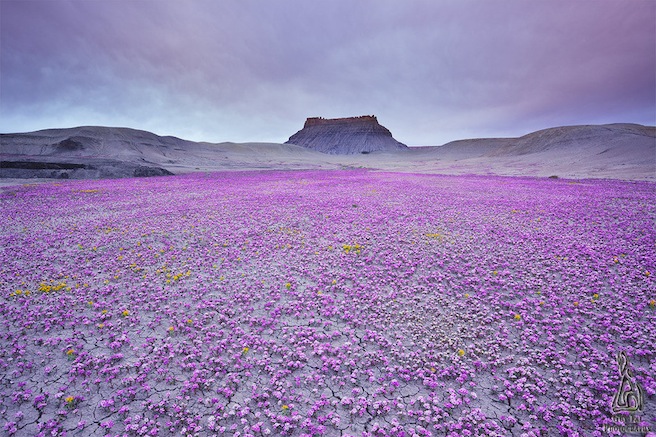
[285,115,408,154]
[0,123,654,181]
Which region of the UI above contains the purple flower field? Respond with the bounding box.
[1,170,654,437]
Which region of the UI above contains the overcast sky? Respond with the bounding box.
[1,0,654,146]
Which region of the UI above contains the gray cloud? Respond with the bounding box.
[1,0,654,145]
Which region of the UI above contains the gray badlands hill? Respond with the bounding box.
[0,126,182,179]
[0,126,337,179]
[285,115,408,154]
[410,123,655,179]
[0,123,654,182]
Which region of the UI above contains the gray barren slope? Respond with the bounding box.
[0,126,350,180]
[419,123,656,178]
[1,123,654,182]
[285,115,408,154]
[0,127,181,179]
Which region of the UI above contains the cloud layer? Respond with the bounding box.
[1,0,654,145]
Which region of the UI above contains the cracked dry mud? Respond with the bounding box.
[0,170,654,436]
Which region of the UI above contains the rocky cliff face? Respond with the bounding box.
[285,115,408,154]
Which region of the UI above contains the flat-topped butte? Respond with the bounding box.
[286,115,408,155]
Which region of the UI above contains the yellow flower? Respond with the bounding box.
[65,396,75,404]
[282,404,289,410]
[122,310,130,317]
[464,293,470,298]
[649,299,655,308]
[514,314,521,321]
[457,349,465,357]
[593,293,599,300]
[285,282,291,289]
[97,323,104,329]
[573,301,579,307]
[331,279,337,285]
[168,326,175,332]
[492,270,498,276]
[187,319,193,324]
[242,347,249,354]
[66,348,75,356]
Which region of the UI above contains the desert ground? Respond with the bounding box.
[1,168,655,436]
[0,124,655,436]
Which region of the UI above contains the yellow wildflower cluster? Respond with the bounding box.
[342,244,362,254]
[38,280,69,293]
[425,233,446,242]
[172,271,191,281]
[9,289,31,297]
[160,265,191,284]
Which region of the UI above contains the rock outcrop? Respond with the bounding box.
[0,127,181,180]
[285,115,408,154]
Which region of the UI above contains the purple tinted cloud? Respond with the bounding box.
[1,0,654,145]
